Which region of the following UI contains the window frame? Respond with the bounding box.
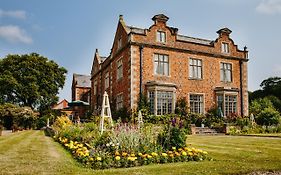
[116,93,123,110]
[221,42,230,54]
[189,58,203,79]
[189,93,204,114]
[117,58,123,81]
[105,72,109,89]
[156,31,166,43]
[220,62,232,83]
[148,90,175,116]
[216,92,237,117]
[154,53,169,76]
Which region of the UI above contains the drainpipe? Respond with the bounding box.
[139,45,144,103]
[239,60,244,117]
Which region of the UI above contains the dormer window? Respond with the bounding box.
[157,31,166,43]
[221,42,229,53]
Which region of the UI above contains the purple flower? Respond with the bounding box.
[171,118,176,127]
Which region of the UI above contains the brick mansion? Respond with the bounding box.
[88,14,249,117]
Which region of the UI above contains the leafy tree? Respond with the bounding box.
[256,107,280,127]
[249,98,275,116]
[260,77,281,99]
[0,53,67,111]
[0,103,38,129]
[250,77,281,102]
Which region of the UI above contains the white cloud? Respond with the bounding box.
[256,0,281,15]
[0,9,26,19]
[0,25,32,44]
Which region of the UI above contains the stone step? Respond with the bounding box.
[194,127,218,135]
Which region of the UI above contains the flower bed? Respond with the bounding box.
[55,135,210,169]
[52,117,211,169]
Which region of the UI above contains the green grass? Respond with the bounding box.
[0,131,281,175]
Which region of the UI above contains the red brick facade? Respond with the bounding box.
[91,14,249,116]
[72,74,91,103]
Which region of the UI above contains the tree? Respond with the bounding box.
[260,77,281,99]
[256,107,280,127]
[0,53,67,111]
[0,103,38,129]
[249,98,275,116]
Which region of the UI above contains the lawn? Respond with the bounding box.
[0,131,281,175]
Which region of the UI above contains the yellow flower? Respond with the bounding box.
[115,156,121,161]
[130,153,135,157]
[151,152,158,157]
[96,157,102,161]
[184,147,189,151]
[161,153,168,157]
[122,152,128,157]
[203,151,208,155]
[175,152,181,156]
[182,151,187,156]
[147,155,152,159]
[172,147,176,150]
[89,157,94,161]
[168,151,173,154]
[115,151,120,156]
[188,152,193,156]
[138,153,143,156]
[178,148,183,152]
[127,157,137,161]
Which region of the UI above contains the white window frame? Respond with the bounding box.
[117,58,123,80]
[148,90,175,115]
[217,92,237,116]
[154,54,169,76]
[189,58,203,79]
[189,93,204,114]
[220,62,232,82]
[157,31,166,43]
[221,42,230,54]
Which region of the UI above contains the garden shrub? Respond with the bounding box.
[52,115,72,131]
[249,98,275,116]
[143,114,175,124]
[158,118,188,150]
[112,107,131,122]
[256,107,280,127]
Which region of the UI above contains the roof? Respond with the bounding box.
[127,23,214,46]
[177,35,213,46]
[68,100,90,106]
[73,74,91,87]
[127,26,146,35]
[52,99,68,110]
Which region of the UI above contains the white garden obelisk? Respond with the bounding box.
[137,110,143,129]
[100,91,113,134]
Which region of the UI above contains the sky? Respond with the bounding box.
[1,0,281,101]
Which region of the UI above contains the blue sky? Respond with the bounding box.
[1,0,281,101]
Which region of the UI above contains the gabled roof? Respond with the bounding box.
[73,74,91,87]
[52,99,68,110]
